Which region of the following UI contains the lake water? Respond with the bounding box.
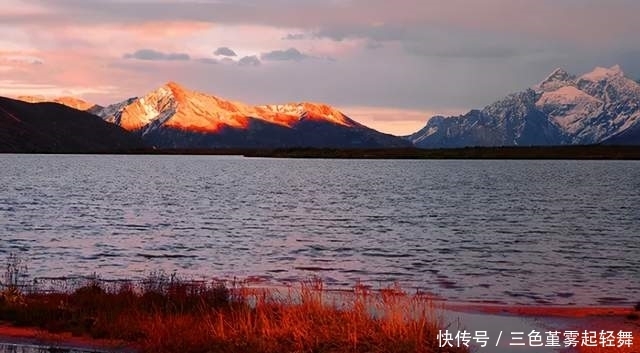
[0,343,112,353]
[0,155,638,306]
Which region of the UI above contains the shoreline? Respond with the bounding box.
[0,300,636,353]
[441,302,639,353]
[1,273,637,352]
[2,145,640,159]
[0,324,134,352]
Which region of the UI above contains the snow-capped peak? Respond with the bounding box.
[545,68,571,82]
[163,81,186,96]
[579,65,624,82]
[91,82,357,134]
[409,64,640,148]
[535,67,575,92]
[256,102,353,127]
[164,81,183,89]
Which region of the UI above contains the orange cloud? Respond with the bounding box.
[0,48,137,103]
[121,21,213,38]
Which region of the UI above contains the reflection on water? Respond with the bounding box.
[1,155,639,305]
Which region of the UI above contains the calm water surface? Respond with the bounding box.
[1,155,638,305]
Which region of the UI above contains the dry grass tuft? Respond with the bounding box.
[0,268,465,353]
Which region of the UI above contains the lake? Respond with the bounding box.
[1,155,638,306]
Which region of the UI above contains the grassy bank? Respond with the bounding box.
[0,272,465,353]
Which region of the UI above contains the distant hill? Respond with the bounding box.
[17,95,96,111]
[407,65,640,147]
[0,96,143,153]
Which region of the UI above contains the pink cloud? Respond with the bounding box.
[2,0,639,132]
[122,21,213,37]
[28,0,640,43]
[0,48,140,103]
[20,21,213,53]
[0,19,220,102]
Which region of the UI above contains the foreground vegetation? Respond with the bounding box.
[0,258,465,353]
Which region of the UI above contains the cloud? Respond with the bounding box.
[406,43,528,59]
[313,25,409,42]
[14,0,640,45]
[197,57,218,64]
[4,0,640,128]
[365,41,383,50]
[220,57,235,65]
[261,48,308,62]
[123,49,190,61]
[1,54,44,65]
[214,47,237,57]
[282,33,306,40]
[0,79,116,98]
[237,55,260,67]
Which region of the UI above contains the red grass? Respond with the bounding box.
[0,274,466,353]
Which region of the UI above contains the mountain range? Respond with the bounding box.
[406,65,640,147]
[1,64,638,153]
[85,81,410,149]
[17,95,97,111]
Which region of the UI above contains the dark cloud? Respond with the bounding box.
[313,24,410,42]
[7,56,45,65]
[123,49,190,61]
[282,33,306,40]
[396,27,549,60]
[24,0,349,28]
[365,41,383,50]
[21,0,640,46]
[237,55,261,67]
[214,47,237,57]
[312,23,531,60]
[197,58,218,64]
[261,48,308,62]
[406,44,527,59]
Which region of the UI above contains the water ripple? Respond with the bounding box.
[0,156,639,305]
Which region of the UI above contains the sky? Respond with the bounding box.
[1,0,640,135]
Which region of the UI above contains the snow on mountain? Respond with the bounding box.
[90,97,138,125]
[535,86,603,134]
[535,68,576,92]
[92,82,358,134]
[256,103,356,127]
[544,65,640,142]
[91,82,407,148]
[578,65,624,82]
[408,65,640,147]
